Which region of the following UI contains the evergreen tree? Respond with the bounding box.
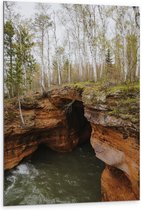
[106,48,113,66]
[105,48,113,83]
[14,25,36,95]
[62,59,70,83]
[14,26,36,126]
[4,20,15,97]
[4,22,36,97]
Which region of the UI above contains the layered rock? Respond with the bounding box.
[4,88,91,170]
[101,166,137,201]
[4,83,139,201]
[83,84,139,201]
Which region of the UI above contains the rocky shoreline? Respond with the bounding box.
[4,83,139,201]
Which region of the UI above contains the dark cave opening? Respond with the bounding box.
[65,100,92,145]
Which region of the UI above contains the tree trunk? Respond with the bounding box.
[133,7,140,29]
[47,30,51,88]
[9,37,14,97]
[68,33,71,83]
[18,96,25,127]
[133,7,140,80]
[53,11,61,86]
[41,29,45,93]
[57,61,61,85]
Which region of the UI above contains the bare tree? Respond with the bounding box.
[34,3,52,93]
[52,11,61,85]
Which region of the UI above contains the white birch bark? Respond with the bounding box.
[18,97,25,126]
[53,11,61,85]
[47,30,51,88]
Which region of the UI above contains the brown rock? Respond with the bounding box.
[4,85,139,203]
[84,115,139,201]
[4,88,90,170]
[101,166,137,201]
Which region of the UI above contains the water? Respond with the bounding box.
[4,142,105,206]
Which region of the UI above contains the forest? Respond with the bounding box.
[4,1,140,98]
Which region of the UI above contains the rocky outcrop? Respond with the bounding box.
[4,83,139,201]
[83,84,139,201]
[101,166,137,201]
[90,124,139,200]
[4,88,91,170]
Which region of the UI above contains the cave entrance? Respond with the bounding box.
[4,99,105,205]
[65,100,92,145]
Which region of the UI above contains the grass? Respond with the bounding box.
[64,81,95,89]
[106,81,139,95]
[5,80,140,124]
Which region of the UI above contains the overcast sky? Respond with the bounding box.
[14,1,62,18]
[16,2,36,18]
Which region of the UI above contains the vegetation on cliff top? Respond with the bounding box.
[64,81,139,124]
[5,80,139,125]
[90,82,139,123]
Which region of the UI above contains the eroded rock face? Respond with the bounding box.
[90,124,139,200]
[4,84,139,202]
[101,166,137,201]
[84,84,139,201]
[4,88,91,170]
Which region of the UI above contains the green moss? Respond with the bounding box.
[118,113,134,120]
[130,117,139,124]
[107,81,139,95]
[120,98,138,104]
[108,109,139,123]
[65,81,95,90]
[108,109,119,116]
[56,81,140,124]
[120,114,139,123]
[78,82,139,124]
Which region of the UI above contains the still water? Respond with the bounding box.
[4,142,104,206]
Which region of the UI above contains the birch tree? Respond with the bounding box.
[34,3,52,93]
[133,6,140,79]
[52,11,61,85]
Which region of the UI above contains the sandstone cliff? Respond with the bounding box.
[83,83,139,201]
[4,88,91,170]
[4,83,139,201]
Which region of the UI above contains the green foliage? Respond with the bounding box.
[62,59,71,83]
[4,21,15,97]
[66,81,95,90]
[34,13,52,33]
[14,25,36,95]
[104,48,114,83]
[52,59,59,84]
[4,21,15,38]
[4,4,140,93]
[126,34,138,82]
[4,21,36,98]
[107,81,139,95]
[106,49,113,65]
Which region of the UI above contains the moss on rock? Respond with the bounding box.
[66,81,139,125]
